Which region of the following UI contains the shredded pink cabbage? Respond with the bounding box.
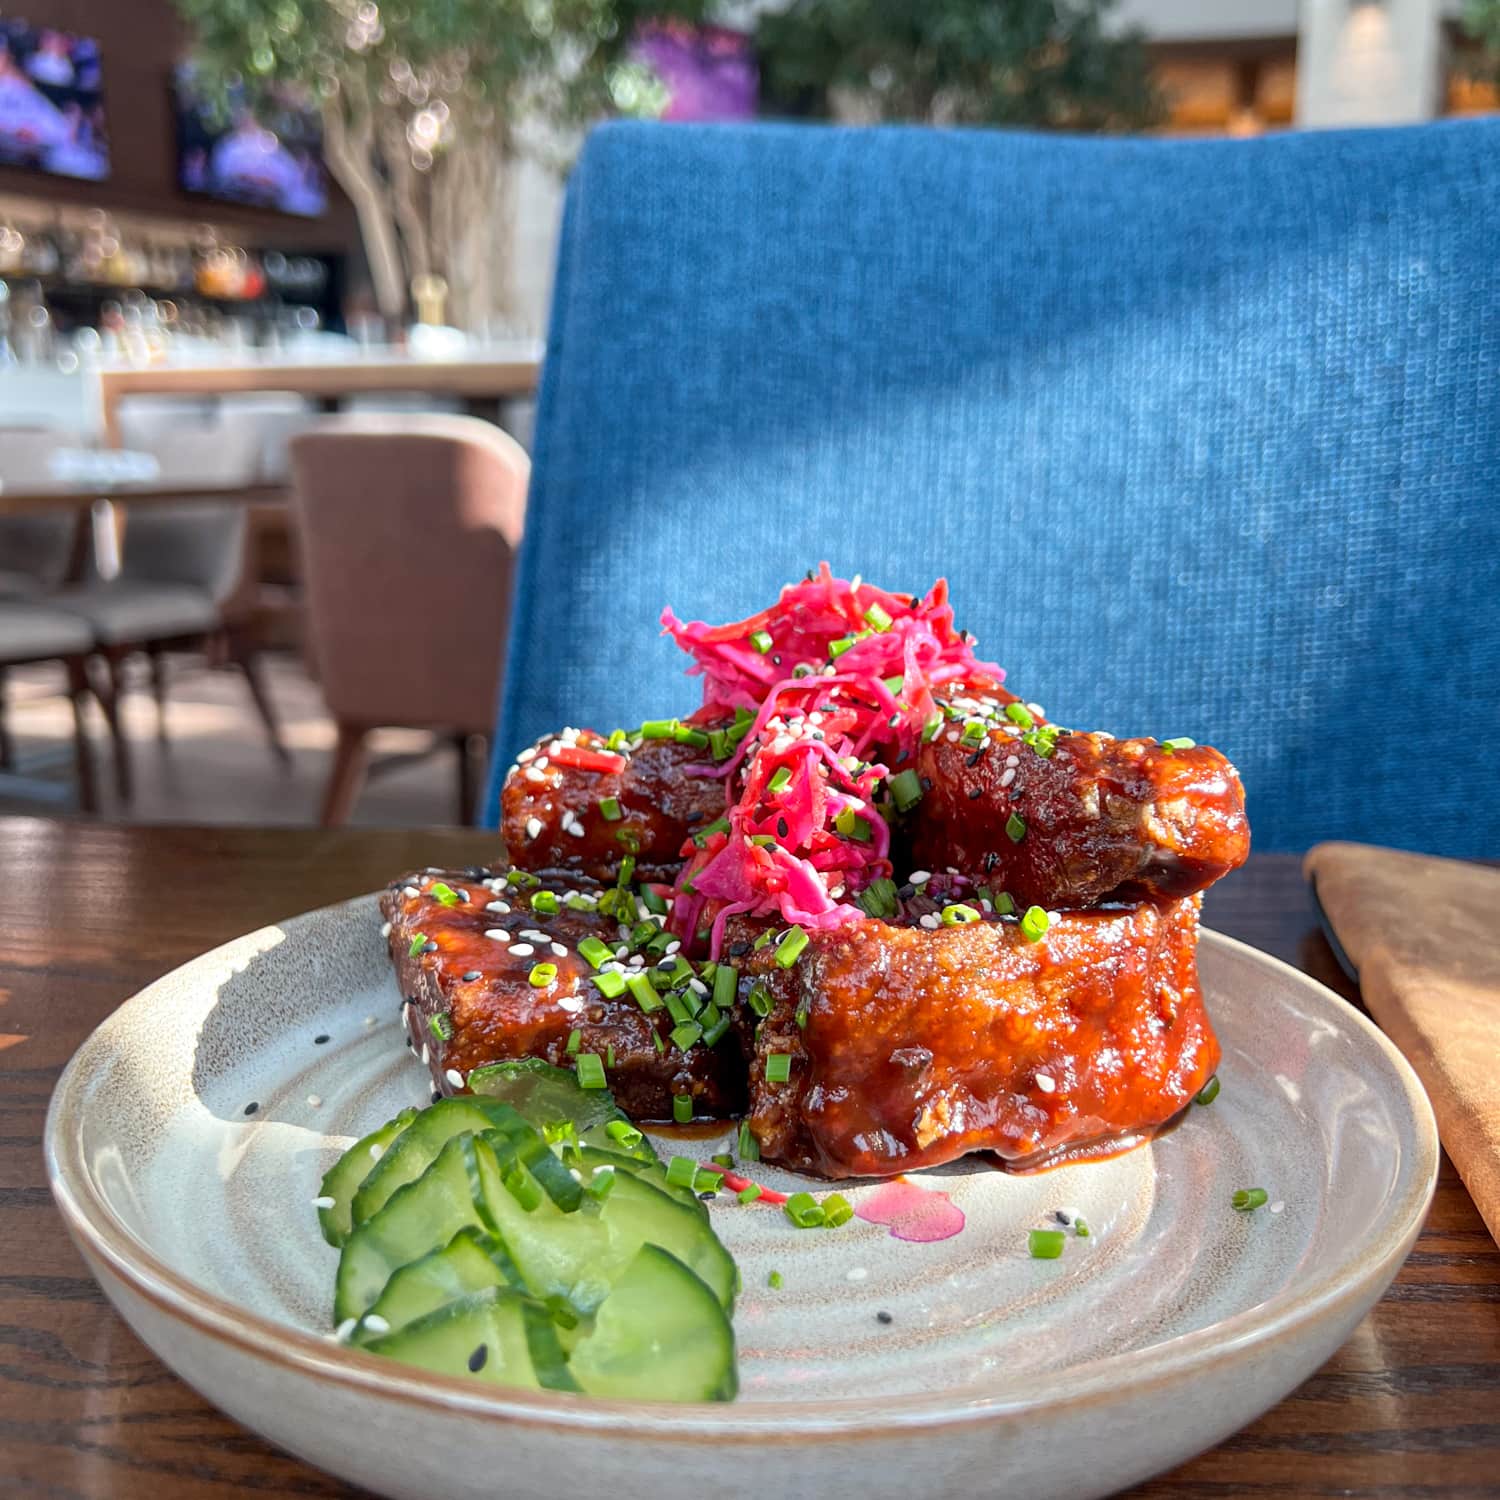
[660,565,1007,955]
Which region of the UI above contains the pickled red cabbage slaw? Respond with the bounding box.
[661,566,1006,954]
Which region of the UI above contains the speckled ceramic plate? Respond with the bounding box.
[46,895,1436,1500]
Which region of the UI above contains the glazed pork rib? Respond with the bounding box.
[380,868,743,1121]
[731,895,1216,1178]
[912,712,1250,909]
[500,728,723,883]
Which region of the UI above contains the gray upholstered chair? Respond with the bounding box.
[0,601,98,811]
[290,415,529,825]
[0,427,82,600]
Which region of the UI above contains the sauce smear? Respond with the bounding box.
[854,1178,965,1242]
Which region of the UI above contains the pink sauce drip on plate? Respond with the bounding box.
[854,1178,966,1242]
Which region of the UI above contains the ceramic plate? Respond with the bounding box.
[46,896,1437,1500]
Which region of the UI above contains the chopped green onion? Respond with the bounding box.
[670,1021,703,1052]
[749,630,774,654]
[1006,812,1027,843]
[822,1192,854,1228]
[921,714,943,743]
[765,1053,793,1084]
[506,869,541,889]
[1195,1074,1221,1106]
[1005,702,1035,729]
[712,962,737,1012]
[1028,1228,1066,1259]
[961,720,987,746]
[673,725,709,749]
[663,990,694,1027]
[565,893,598,912]
[994,891,1016,916]
[574,1053,606,1089]
[708,729,732,761]
[665,1156,697,1189]
[1022,726,1059,759]
[738,1183,763,1204]
[882,673,905,694]
[606,728,629,751]
[528,962,557,988]
[775,926,809,967]
[597,796,622,822]
[1232,1187,1268,1212]
[749,832,777,848]
[531,890,559,916]
[767,1269,783,1289]
[605,1118,643,1148]
[594,970,627,999]
[1020,905,1050,942]
[834,809,873,841]
[747,983,774,1018]
[616,854,636,889]
[672,1093,693,1124]
[828,634,859,659]
[428,1012,452,1041]
[794,1005,809,1030]
[640,719,677,740]
[711,1152,734,1169]
[737,1119,760,1161]
[626,972,663,1013]
[407,933,428,957]
[652,1031,665,1055]
[606,1044,616,1069]
[1074,1218,1090,1237]
[864,602,894,631]
[784,1191,826,1229]
[693,815,730,847]
[429,881,461,907]
[941,903,981,925]
[692,1169,721,1196]
[641,885,668,916]
[1161,736,1197,752]
[577,936,612,970]
[615,827,641,853]
[502,1163,543,1212]
[889,768,924,812]
[543,1119,576,1147]
[856,876,899,918]
[565,1028,581,1054]
[586,1168,616,1201]
[767,766,793,796]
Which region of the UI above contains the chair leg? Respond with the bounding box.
[320,723,369,827]
[454,732,485,826]
[228,631,291,768]
[94,650,133,803]
[64,657,97,816]
[147,647,169,741]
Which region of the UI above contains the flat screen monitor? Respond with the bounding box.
[173,63,327,218]
[0,20,108,180]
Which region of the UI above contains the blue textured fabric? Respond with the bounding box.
[486,119,1500,856]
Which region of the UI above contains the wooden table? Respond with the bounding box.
[0,479,287,517]
[1,823,1495,1498]
[96,348,543,448]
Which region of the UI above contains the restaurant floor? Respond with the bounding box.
[0,653,465,827]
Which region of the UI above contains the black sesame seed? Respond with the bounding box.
[966,748,987,767]
[776,817,789,839]
[468,1343,489,1372]
[697,1191,716,1202]
[243,1102,259,1116]
[876,1310,894,1325]
[771,654,782,665]
[920,777,932,792]
[423,940,438,953]
[983,851,998,872]
[1055,1210,1072,1226]
[968,787,983,799]
[461,971,481,982]
[465,866,488,881]
[431,1089,442,1104]
[897,884,915,900]
[314,1034,330,1045]
[729,942,751,957]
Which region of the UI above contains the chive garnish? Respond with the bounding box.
[767,1269,783,1289]
[672,1093,693,1124]
[429,882,461,907]
[784,1192,826,1229]
[1005,702,1034,729]
[577,936,611,970]
[1028,1228,1066,1259]
[640,719,677,739]
[994,891,1016,916]
[531,890,559,916]
[665,1156,697,1189]
[888,768,924,811]
[1006,812,1027,843]
[765,1053,793,1084]
[739,1183,763,1204]
[766,766,793,796]
[855,876,899,918]
[428,1012,452,1041]
[527,961,557,988]
[774,926,809,967]
[1232,1187,1269,1212]
[749,630,773,654]
[738,1119,760,1161]
[626,971,664,1013]
[747,982,774,1017]
[941,903,981,925]
[822,1192,854,1228]
[828,634,859,659]
[565,1028,581,1054]
[594,970,627,999]
[1195,1074,1221,1106]
[834,809,873,841]
[670,1021,703,1052]
[574,1052,607,1089]
[1020,905,1050,942]
[407,932,428,957]
[598,796,622,821]
[708,728,732,761]
[1162,737,1197,752]
[505,869,541,889]
[605,1118,643,1148]
[1075,1218,1090,1237]
[693,815,731,847]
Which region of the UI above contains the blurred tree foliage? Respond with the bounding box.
[1460,0,1500,77]
[173,0,707,326]
[757,0,1163,131]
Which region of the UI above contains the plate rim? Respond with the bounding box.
[45,898,1440,1440]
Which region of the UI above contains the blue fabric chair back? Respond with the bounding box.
[487,119,1500,856]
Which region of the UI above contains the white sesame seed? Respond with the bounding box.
[664,940,682,955]
[627,954,645,967]
[419,1045,429,1067]
[908,870,931,884]
[510,943,535,958]
[361,1314,390,1335]
[688,978,709,996]
[402,885,420,899]
[369,1142,384,1161]
[1269,1200,1285,1214]
[364,1015,376,1026]
[521,928,549,941]
[307,1094,322,1108]
[380,921,392,938]
[445,1068,465,1089]
[1026,703,1046,719]
[548,942,566,958]
[312,1195,336,1210]
[1006,755,1019,768]
[615,945,629,959]
[525,817,543,839]
[484,928,511,942]
[335,1318,357,1342]
[999,768,1016,788]
[518,748,537,763]
[524,767,546,783]
[946,731,960,743]
[1035,1074,1056,1094]
[486,900,511,914]
[919,913,940,930]
[557,996,583,1013]
[846,1266,868,1282]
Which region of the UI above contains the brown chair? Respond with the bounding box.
[289,416,529,825]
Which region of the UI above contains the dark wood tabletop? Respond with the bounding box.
[2,820,1496,1499]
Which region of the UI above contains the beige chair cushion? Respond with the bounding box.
[0,600,93,663]
[51,580,219,645]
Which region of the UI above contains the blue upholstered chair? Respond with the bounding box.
[485,119,1500,856]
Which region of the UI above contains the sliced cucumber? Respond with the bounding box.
[336,1132,512,1322]
[569,1245,738,1403]
[470,1142,734,1314]
[317,1107,418,1247]
[363,1286,578,1392]
[570,1145,707,1218]
[351,1096,580,1226]
[468,1058,659,1165]
[354,1226,524,1343]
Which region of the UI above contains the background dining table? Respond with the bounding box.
[2,818,1497,1498]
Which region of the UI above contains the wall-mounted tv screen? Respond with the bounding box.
[173,63,327,218]
[0,20,108,180]
[631,22,757,121]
